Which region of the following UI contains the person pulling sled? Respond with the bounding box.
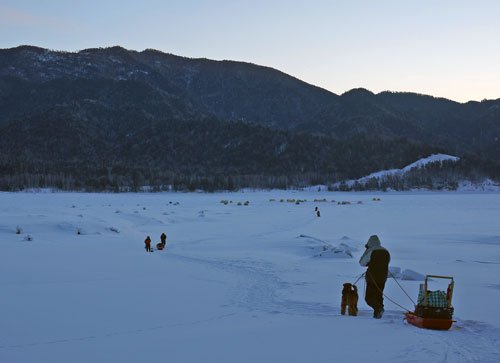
[359,235,390,319]
[157,232,167,250]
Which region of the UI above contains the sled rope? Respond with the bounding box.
[388,270,417,306]
[352,272,365,286]
[366,271,412,313]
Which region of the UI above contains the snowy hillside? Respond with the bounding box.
[331,153,500,191]
[1,191,500,362]
[350,153,460,186]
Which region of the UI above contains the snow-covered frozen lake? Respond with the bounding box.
[1,191,499,362]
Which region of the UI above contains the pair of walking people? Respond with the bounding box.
[358,235,391,319]
[144,233,167,252]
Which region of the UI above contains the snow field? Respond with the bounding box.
[1,191,499,362]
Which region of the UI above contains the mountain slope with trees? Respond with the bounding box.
[0,45,499,190]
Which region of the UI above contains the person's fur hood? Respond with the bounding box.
[359,235,387,266]
[365,235,381,249]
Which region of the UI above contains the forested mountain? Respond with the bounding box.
[0,45,334,129]
[302,88,500,156]
[0,105,442,191]
[0,45,499,191]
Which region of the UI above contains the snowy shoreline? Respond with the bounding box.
[8,187,500,195]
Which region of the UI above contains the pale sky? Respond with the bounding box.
[1,0,499,102]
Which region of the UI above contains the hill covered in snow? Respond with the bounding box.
[354,154,460,183]
[333,154,500,191]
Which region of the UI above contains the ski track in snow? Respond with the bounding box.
[0,312,238,350]
[401,320,500,363]
[168,245,346,319]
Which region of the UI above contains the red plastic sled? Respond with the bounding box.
[405,275,455,331]
[405,312,454,330]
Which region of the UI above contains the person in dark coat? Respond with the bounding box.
[359,235,390,318]
[144,236,151,252]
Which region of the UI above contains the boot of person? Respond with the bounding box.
[373,308,384,319]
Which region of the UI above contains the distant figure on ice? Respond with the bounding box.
[144,236,151,252]
[315,207,321,217]
[157,232,167,250]
[359,235,390,319]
